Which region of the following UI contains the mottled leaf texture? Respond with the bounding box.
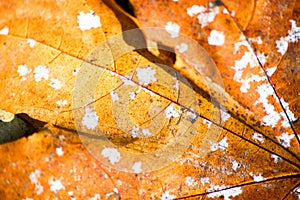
[0,0,299,200]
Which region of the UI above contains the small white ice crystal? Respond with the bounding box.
[276,20,300,55]
[254,83,281,127]
[17,64,31,76]
[218,137,228,150]
[132,161,142,173]
[266,67,277,77]
[257,51,267,65]
[77,11,101,31]
[142,128,151,137]
[27,38,36,47]
[34,65,49,82]
[49,78,63,90]
[232,160,241,172]
[252,133,265,143]
[165,103,180,118]
[208,30,225,46]
[175,43,188,53]
[249,172,265,182]
[186,5,206,17]
[89,194,100,200]
[29,170,44,195]
[48,179,65,193]
[220,108,231,122]
[160,191,176,200]
[276,37,288,55]
[197,6,219,28]
[165,21,180,38]
[136,67,157,86]
[129,125,140,138]
[185,176,195,187]
[200,177,210,185]
[276,132,294,148]
[207,185,242,200]
[0,26,9,35]
[271,154,282,163]
[288,20,300,42]
[203,119,212,128]
[56,147,64,156]
[210,137,228,152]
[101,148,121,165]
[56,100,68,106]
[110,91,119,102]
[81,107,99,129]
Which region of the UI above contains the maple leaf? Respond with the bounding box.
[124,0,300,198]
[0,0,299,199]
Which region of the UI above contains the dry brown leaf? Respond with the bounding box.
[0,0,299,199]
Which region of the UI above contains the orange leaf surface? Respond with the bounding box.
[0,0,299,199]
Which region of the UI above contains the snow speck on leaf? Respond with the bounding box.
[101,148,121,165]
[77,11,101,31]
[81,107,99,130]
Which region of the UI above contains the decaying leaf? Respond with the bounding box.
[0,0,299,199]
